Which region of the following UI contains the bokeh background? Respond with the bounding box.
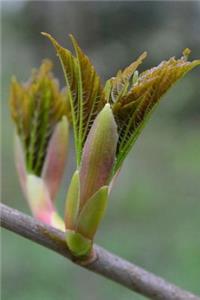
[2,1,200,299]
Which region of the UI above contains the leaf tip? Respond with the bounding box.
[69,33,75,40]
[41,32,60,51]
[69,33,80,53]
[141,51,148,60]
[104,102,111,110]
[41,31,50,38]
[182,48,191,59]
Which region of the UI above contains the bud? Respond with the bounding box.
[65,104,118,256]
[10,60,69,230]
[79,103,118,209]
[40,34,200,258]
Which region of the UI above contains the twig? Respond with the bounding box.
[1,203,199,300]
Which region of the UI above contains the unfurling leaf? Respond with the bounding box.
[104,51,147,103]
[10,59,69,176]
[112,50,200,172]
[42,32,106,165]
[9,60,69,230]
[10,32,200,256]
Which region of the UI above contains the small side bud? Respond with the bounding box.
[77,186,108,240]
[65,230,92,257]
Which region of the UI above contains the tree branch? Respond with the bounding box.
[1,203,199,300]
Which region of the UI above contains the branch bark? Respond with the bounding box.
[1,203,199,300]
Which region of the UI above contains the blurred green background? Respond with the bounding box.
[2,1,200,299]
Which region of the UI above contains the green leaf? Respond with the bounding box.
[42,33,106,165]
[41,33,80,161]
[77,186,108,239]
[112,50,200,173]
[65,170,80,230]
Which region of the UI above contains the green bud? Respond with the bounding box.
[79,103,118,209]
[65,230,92,257]
[64,104,118,256]
[77,186,108,239]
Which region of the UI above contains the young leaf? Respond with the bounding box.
[10,60,68,176]
[104,52,147,103]
[41,33,80,160]
[42,33,106,165]
[112,50,200,172]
